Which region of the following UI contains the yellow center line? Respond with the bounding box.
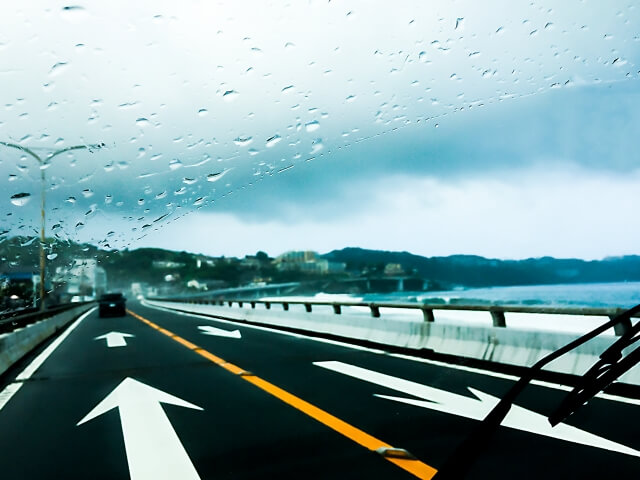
[127,309,438,480]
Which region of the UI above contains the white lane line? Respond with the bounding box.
[140,301,639,406]
[315,360,640,458]
[0,382,24,411]
[0,307,96,412]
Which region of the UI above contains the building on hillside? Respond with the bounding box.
[274,251,346,274]
[384,263,405,276]
[152,260,186,269]
[186,279,226,291]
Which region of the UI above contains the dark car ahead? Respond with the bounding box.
[98,293,126,317]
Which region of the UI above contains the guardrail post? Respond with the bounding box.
[304,303,312,313]
[421,307,434,322]
[490,310,506,327]
[238,301,243,308]
[333,304,342,314]
[228,301,233,307]
[370,304,380,318]
[251,301,256,309]
[265,302,271,310]
[283,302,289,311]
[611,315,632,336]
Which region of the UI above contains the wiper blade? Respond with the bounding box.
[549,308,640,426]
[434,302,640,480]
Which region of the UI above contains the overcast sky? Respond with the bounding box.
[1,1,639,260]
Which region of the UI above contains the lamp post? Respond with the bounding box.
[0,141,105,309]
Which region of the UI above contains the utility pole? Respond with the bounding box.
[1,141,105,309]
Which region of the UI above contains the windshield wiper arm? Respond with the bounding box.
[549,309,640,426]
[434,302,640,480]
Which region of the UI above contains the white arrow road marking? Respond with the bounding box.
[77,378,203,480]
[315,361,640,458]
[94,331,135,348]
[198,325,242,339]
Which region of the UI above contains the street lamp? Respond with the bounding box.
[0,141,105,309]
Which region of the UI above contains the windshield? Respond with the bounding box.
[0,2,638,479]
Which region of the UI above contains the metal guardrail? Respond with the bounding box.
[150,297,640,336]
[0,302,94,335]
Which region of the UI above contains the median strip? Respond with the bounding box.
[127,309,438,479]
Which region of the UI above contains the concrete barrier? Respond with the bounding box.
[0,305,93,377]
[144,299,639,385]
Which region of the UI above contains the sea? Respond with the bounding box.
[361,281,640,309]
[265,282,640,335]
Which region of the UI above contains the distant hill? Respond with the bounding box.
[323,247,640,287]
[2,236,639,290]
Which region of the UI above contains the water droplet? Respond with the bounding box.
[174,187,187,195]
[47,253,58,260]
[311,138,324,154]
[136,117,150,127]
[66,196,77,204]
[104,195,112,204]
[346,95,356,102]
[223,90,239,101]
[266,135,282,148]
[455,17,464,30]
[10,192,30,206]
[169,159,183,170]
[61,5,87,21]
[198,108,208,116]
[75,222,85,230]
[305,120,320,132]
[82,189,94,198]
[193,197,205,206]
[281,85,294,93]
[207,169,231,182]
[155,191,167,199]
[8,174,17,182]
[183,177,197,185]
[234,136,253,146]
[49,62,69,77]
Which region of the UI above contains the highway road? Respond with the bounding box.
[0,301,638,479]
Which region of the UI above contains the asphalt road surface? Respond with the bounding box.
[0,300,638,479]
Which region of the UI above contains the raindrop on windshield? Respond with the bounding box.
[82,189,94,198]
[47,253,58,260]
[266,135,282,148]
[305,120,320,132]
[61,5,87,21]
[207,169,230,182]
[222,90,239,101]
[49,62,69,77]
[234,136,253,146]
[10,193,31,206]
[198,108,208,116]
[183,178,197,185]
[169,159,183,170]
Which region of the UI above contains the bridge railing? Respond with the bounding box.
[149,297,639,336]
